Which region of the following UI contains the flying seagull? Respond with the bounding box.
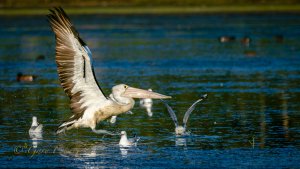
[47,7,171,135]
[161,94,207,136]
[140,89,153,117]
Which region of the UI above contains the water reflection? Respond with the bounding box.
[29,132,43,148]
[119,146,129,157]
[281,92,290,141]
[55,140,141,159]
[175,137,187,147]
[119,146,140,158]
[56,141,108,158]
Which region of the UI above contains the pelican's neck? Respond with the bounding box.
[107,94,135,116]
[109,93,134,106]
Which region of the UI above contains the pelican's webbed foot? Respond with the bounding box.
[92,129,120,135]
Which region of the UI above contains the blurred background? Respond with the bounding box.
[1,0,300,8]
[1,0,300,14]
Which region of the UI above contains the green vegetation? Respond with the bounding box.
[0,0,300,15]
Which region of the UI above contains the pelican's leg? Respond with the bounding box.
[91,128,120,135]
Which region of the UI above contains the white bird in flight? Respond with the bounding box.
[161,94,207,136]
[47,7,171,135]
[140,89,153,117]
[119,131,140,147]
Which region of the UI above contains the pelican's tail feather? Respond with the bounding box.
[56,120,76,134]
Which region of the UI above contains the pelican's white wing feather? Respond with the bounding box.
[48,8,107,126]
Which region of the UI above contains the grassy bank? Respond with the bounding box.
[0,5,300,15]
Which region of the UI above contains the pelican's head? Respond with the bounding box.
[175,126,186,135]
[32,116,38,127]
[112,84,171,100]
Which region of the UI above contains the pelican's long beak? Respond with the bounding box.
[122,87,171,99]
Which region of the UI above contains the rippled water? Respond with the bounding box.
[0,13,300,168]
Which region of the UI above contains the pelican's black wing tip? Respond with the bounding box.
[48,6,65,15]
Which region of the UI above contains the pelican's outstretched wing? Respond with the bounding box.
[47,7,107,123]
[161,99,178,127]
[183,94,207,129]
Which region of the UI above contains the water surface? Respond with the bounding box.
[0,13,300,168]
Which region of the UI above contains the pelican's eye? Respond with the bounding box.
[124,85,128,89]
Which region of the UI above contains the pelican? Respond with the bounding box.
[47,7,171,135]
[119,131,140,147]
[161,94,207,136]
[140,89,153,117]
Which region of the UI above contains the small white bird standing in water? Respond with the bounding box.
[161,94,207,136]
[29,116,43,134]
[119,131,140,147]
[47,7,171,135]
[29,116,43,148]
[140,89,153,117]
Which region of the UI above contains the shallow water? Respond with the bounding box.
[0,13,300,168]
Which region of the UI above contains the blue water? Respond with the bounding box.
[0,12,300,168]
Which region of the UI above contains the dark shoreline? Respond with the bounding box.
[1,6,300,16]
